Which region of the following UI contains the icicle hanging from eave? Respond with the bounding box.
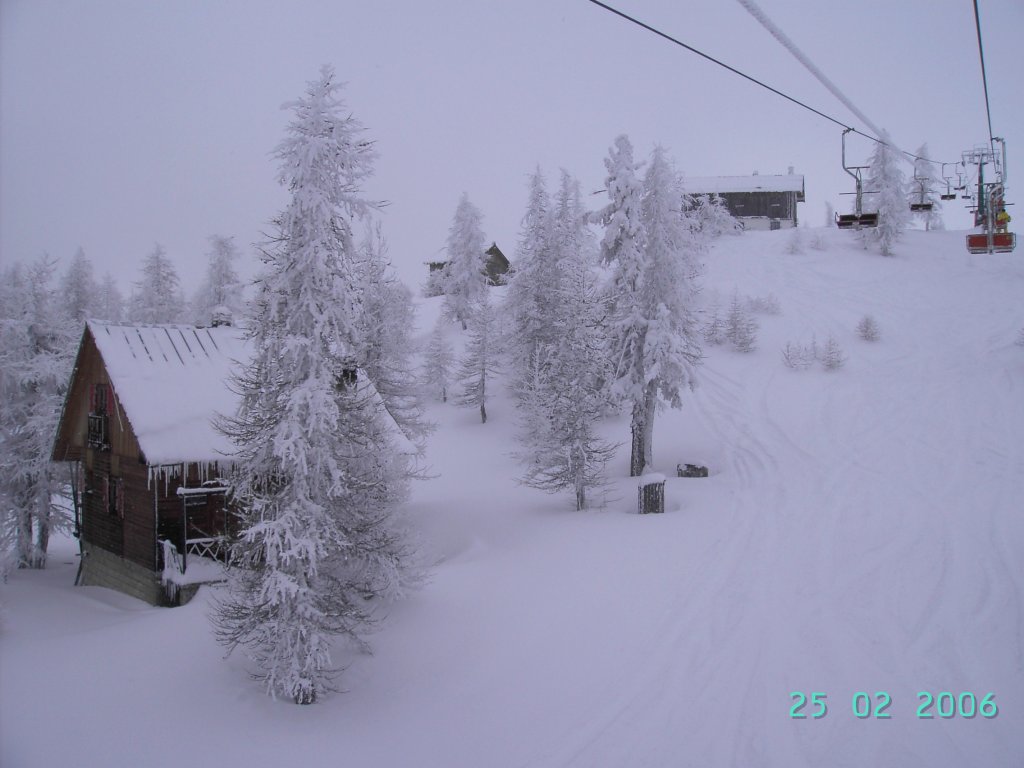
[147,460,234,494]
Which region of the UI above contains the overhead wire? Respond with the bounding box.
[972,0,996,152]
[734,0,902,159]
[583,0,951,167]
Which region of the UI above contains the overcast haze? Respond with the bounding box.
[2,0,1021,295]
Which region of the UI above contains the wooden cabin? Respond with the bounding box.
[685,171,805,230]
[52,321,415,606]
[51,322,246,605]
[425,242,509,291]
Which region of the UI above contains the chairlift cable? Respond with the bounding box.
[583,0,953,168]
[972,0,996,152]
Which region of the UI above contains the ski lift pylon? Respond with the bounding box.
[965,138,1015,254]
[836,129,879,230]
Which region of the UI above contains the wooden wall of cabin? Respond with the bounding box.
[82,447,155,571]
[721,191,796,222]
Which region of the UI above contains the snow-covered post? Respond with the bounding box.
[637,473,666,514]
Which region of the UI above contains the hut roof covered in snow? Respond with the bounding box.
[85,321,248,466]
[53,321,414,469]
[684,173,805,198]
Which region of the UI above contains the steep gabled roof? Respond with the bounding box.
[57,321,415,468]
[87,321,247,466]
[685,174,805,199]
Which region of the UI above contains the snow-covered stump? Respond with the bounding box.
[677,463,709,478]
[637,473,666,514]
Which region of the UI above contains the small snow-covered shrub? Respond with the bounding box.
[820,334,846,371]
[856,315,880,342]
[810,231,826,251]
[781,341,814,370]
[786,226,804,255]
[746,293,781,315]
[703,302,727,345]
[725,293,758,352]
[1016,328,1024,347]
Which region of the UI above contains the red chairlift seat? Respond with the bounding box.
[836,212,879,230]
[966,232,1016,254]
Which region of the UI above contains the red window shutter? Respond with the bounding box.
[116,479,124,519]
[107,384,114,414]
[90,383,97,413]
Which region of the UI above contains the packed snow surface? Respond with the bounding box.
[4,229,1022,766]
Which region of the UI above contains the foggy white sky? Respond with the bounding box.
[2,0,1021,295]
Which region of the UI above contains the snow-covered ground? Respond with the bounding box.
[3,228,1022,767]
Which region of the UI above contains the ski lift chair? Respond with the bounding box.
[836,212,879,229]
[966,232,1016,254]
[836,130,879,230]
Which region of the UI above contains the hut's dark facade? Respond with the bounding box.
[686,172,805,230]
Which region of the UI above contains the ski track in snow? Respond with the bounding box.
[2,230,1022,768]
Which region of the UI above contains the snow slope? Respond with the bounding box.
[3,228,1022,767]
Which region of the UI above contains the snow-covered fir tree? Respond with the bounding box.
[516,172,617,509]
[442,193,488,329]
[421,318,455,403]
[191,234,244,326]
[59,247,98,324]
[0,256,74,572]
[856,314,880,342]
[354,225,427,442]
[595,137,703,476]
[726,292,758,353]
[909,144,943,231]
[131,243,185,323]
[215,66,415,705]
[862,132,909,256]
[505,168,558,388]
[455,290,500,423]
[95,272,124,322]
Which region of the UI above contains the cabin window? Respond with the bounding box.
[91,383,111,414]
[88,383,112,450]
[106,475,123,518]
[336,367,357,390]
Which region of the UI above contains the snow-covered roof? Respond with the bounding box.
[684,174,805,196]
[88,321,247,466]
[88,321,415,467]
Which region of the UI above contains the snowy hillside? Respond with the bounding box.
[3,228,1022,767]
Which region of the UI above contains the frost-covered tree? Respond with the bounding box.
[442,193,488,329]
[786,225,804,255]
[354,225,427,442]
[516,173,617,509]
[0,256,74,572]
[95,272,125,323]
[862,132,909,256]
[686,193,741,237]
[820,333,846,370]
[60,247,98,324]
[595,138,703,476]
[909,144,943,231]
[456,291,500,423]
[856,314,880,342]
[725,292,758,353]
[421,319,455,403]
[215,66,415,705]
[192,235,244,326]
[505,168,558,385]
[131,243,185,323]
